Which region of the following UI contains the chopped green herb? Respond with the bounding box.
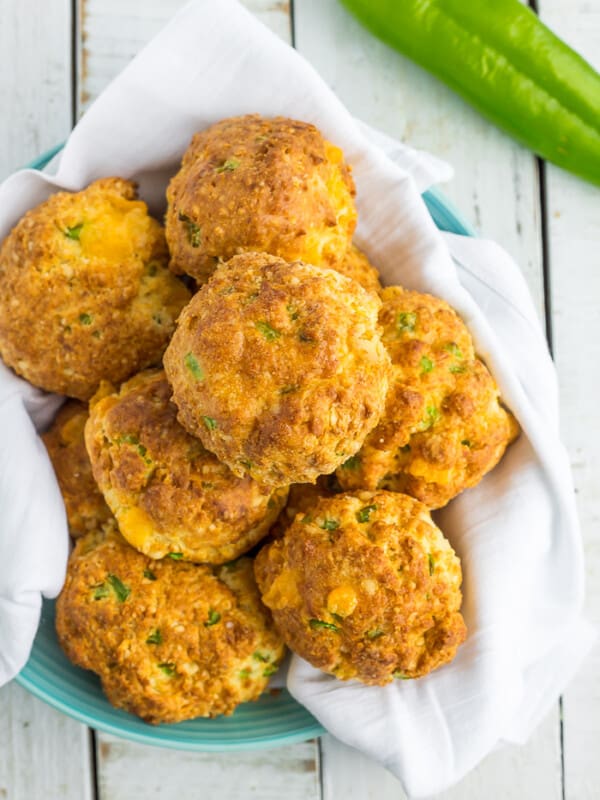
[320,518,339,531]
[216,158,240,173]
[420,355,434,373]
[93,583,110,600]
[301,513,313,524]
[341,454,361,471]
[286,303,300,321]
[393,671,410,680]
[168,552,184,560]
[367,628,385,640]
[143,569,157,581]
[137,444,147,457]
[118,434,139,445]
[280,384,298,395]
[396,311,417,334]
[444,343,463,359]
[184,352,204,380]
[255,321,281,341]
[461,439,473,448]
[239,668,251,678]
[263,664,278,677]
[92,330,102,339]
[253,651,270,662]
[356,504,377,523]
[423,406,441,429]
[65,223,83,241]
[107,574,130,603]
[399,444,411,453]
[310,619,340,633]
[428,554,435,576]
[79,313,93,325]
[202,416,218,431]
[146,629,162,645]
[178,212,201,247]
[204,609,221,627]
[449,364,468,374]
[239,458,252,470]
[158,662,176,677]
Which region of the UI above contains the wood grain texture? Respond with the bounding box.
[0,683,94,800]
[0,4,93,797]
[96,736,319,800]
[537,2,600,797]
[2,0,594,798]
[0,0,72,179]
[78,0,291,115]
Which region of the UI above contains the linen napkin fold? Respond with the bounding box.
[0,1,594,796]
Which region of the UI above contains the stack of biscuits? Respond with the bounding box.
[0,115,518,724]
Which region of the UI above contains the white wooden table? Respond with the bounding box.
[1,1,598,797]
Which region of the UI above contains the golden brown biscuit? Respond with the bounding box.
[165,115,357,283]
[337,287,519,508]
[269,474,343,540]
[336,245,382,295]
[42,401,112,538]
[56,526,285,724]
[255,490,466,685]
[163,252,391,487]
[0,178,190,400]
[85,369,287,564]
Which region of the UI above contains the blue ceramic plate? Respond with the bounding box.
[15,146,475,751]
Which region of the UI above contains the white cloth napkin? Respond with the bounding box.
[0,0,594,795]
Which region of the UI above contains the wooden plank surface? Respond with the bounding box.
[0,3,94,799]
[2,0,596,798]
[294,1,561,797]
[96,735,320,800]
[0,0,73,180]
[537,2,600,798]
[0,683,94,800]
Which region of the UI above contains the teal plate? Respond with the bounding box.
[15,146,475,751]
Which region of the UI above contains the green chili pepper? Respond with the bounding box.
[341,0,600,185]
